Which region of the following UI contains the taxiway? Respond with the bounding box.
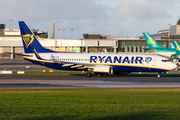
[0,75,180,89]
[0,59,180,89]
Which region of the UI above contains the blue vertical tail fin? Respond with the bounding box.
[19,21,57,53]
[143,32,164,48]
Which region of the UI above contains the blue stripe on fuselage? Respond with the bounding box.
[112,65,167,73]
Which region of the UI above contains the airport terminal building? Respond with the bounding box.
[1,19,180,59]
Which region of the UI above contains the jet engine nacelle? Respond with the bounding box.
[93,65,113,75]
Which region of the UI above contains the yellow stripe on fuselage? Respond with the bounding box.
[94,71,109,73]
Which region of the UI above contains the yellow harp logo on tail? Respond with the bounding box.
[22,34,34,49]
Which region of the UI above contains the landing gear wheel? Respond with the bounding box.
[157,74,161,78]
[97,74,104,77]
[86,73,92,77]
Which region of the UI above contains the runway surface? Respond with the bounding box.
[0,75,180,89]
[0,59,180,89]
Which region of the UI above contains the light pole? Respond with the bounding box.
[71,28,73,39]
[58,29,61,39]
[63,29,65,39]
[168,23,171,48]
[54,21,57,39]
[51,21,57,39]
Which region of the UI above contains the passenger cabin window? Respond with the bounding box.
[162,60,170,62]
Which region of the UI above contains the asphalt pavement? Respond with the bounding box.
[0,59,179,89]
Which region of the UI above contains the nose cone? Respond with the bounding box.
[169,63,177,70]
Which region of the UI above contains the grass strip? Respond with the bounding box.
[0,88,180,120]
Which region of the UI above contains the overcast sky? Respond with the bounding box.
[1,0,180,39]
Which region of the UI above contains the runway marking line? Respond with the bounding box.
[0,90,70,94]
[1,88,180,93]
[106,88,180,92]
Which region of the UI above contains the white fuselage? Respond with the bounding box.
[25,53,177,72]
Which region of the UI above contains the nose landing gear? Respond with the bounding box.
[157,71,166,78]
[157,74,161,78]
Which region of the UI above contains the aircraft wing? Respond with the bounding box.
[32,48,96,69]
[52,60,95,69]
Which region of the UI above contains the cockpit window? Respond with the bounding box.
[162,60,170,62]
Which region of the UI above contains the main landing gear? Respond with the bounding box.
[86,72,92,77]
[86,73,105,77]
[97,74,104,77]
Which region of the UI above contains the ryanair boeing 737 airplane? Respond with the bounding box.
[19,21,177,78]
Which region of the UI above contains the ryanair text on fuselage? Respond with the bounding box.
[90,56,152,64]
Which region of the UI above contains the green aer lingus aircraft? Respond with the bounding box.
[170,43,175,49]
[171,41,180,59]
[143,32,176,58]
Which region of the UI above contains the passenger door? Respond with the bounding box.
[152,58,156,66]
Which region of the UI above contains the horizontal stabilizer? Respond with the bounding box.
[4,52,33,57]
[143,48,156,52]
